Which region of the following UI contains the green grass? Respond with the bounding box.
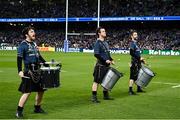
[0,50,180,119]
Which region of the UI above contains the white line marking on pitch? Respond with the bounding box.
[172,85,180,88]
[152,81,180,89]
[152,81,179,85]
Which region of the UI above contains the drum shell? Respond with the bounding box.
[40,67,60,89]
[135,66,155,87]
[101,67,123,90]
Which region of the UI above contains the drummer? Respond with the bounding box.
[91,27,115,103]
[128,30,145,95]
[16,26,48,118]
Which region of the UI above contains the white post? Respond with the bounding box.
[65,0,68,40]
[97,0,100,28]
[64,0,69,52]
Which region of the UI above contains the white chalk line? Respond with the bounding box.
[152,81,179,85]
[172,84,180,88]
[152,81,180,88]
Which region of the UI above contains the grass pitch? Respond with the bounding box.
[0,50,180,119]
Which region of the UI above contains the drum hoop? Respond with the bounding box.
[45,61,61,64]
[40,67,60,71]
[109,67,122,77]
[141,66,155,76]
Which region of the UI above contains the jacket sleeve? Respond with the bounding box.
[17,56,22,73]
[17,43,24,73]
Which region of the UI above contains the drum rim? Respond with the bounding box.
[40,66,60,70]
[45,61,61,64]
[141,66,155,76]
[109,67,123,77]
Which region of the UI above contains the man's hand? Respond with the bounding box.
[106,60,112,64]
[111,61,115,65]
[18,71,24,78]
[106,60,115,65]
[140,57,146,64]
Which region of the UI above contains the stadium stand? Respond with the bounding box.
[0,0,179,18]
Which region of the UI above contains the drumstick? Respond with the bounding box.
[128,62,131,67]
[144,56,154,67]
[114,59,121,69]
[145,56,154,63]
[22,76,30,79]
[115,65,120,69]
[141,62,151,67]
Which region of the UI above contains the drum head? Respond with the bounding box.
[40,67,60,70]
[45,61,60,64]
[110,67,123,77]
[142,67,154,76]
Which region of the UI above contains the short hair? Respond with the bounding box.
[130,29,137,36]
[22,26,35,37]
[96,26,105,37]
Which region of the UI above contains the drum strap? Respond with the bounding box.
[99,41,111,59]
[28,70,41,83]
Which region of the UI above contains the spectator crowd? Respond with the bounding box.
[0,0,179,18]
[0,28,179,50]
[0,0,179,50]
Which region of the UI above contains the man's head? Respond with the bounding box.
[96,27,106,39]
[130,30,138,40]
[22,26,36,41]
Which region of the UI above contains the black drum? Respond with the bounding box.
[40,67,60,89]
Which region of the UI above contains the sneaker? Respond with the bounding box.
[103,96,114,100]
[34,108,46,114]
[91,95,100,103]
[129,91,136,95]
[137,89,145,93]
[15,111,23,119]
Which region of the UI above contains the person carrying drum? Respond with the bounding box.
[91,27,115,103]
[128,30,145,95]
[16,26,48,118]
